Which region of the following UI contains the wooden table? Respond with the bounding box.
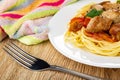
[0,38,120,80]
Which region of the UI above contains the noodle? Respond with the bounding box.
[65,27,120,56]
[64,1,120,56]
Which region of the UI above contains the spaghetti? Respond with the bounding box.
[65,1,120,56]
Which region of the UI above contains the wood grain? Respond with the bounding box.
[0,38,120,80]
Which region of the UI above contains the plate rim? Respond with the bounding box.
[48,0,120,68]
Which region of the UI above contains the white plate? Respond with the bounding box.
[48,0,120,68]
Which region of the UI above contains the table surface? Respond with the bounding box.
[0,38,120,80]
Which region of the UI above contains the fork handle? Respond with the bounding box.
[50,65,108,80]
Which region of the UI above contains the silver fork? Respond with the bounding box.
[3,42,109,80]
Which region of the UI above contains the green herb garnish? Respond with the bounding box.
[86,9,103,18]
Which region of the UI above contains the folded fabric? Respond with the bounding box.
[0,0,26,41]
[0,0,79,45]
[0,0,40,41]
[0,0,26,13]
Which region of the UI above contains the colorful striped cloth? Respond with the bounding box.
[0,0,78,45]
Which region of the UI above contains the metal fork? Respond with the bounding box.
[3,42,109,80]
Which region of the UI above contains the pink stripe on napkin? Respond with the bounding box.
[39,0,64,7]
[0,13,23,19]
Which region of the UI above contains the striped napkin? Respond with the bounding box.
[0,0,78,45]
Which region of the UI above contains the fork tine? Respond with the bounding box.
[3,45,32,69]
[7,43,35,64]
[10,42,36,61]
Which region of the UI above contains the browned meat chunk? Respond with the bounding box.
[91,4,103,10]
[100,1,110,5]
[102,9,120,23]
[100,1,120,10]
[86,16,112,33]
[109,23,120,41]
[69,17,83,32]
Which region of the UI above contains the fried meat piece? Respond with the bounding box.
[91,4,103,11]
[100,1,120,10]
[109,23,120,41]
[69,17,83,32]
[102,9,120,23]
[86,16,112,33]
